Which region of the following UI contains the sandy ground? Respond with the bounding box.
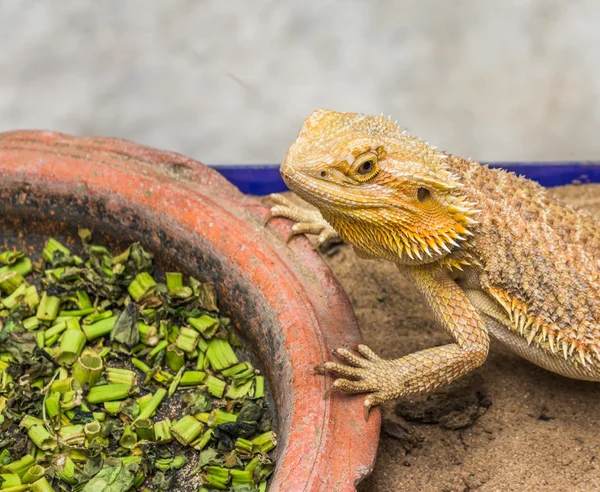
[307,184,600,491]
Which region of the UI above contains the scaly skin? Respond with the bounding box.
[268,109,600,419]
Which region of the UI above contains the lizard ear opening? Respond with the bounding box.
[417,187,430,202]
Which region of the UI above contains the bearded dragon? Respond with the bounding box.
[267,109,600,419]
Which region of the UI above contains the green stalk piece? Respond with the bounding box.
[191,429,214,451]
[0,271,26,295]
[179,371,206,387]
[2,283,38,310]
[147,339,168,358]
[175,326,199,353]
[5,455,35,478]
[76,290,92,309]
[168,367,185,397]
[135,388,166,422]
[153,419,172,443]
[187,314,219,339]
[31,477,55,492]
[37,292,61,322]
[72,352,104,387]
[204,466,230,489]
[82,315,118,341]
[165,272,183,291]
[106,367,137,386]
[128,272,156,300]
[59,308,95,317]
[253,376,265,399]
[166,344,185,372]
[49,377,81,394]
[45,392,61,429]
[0,250,25,265]
[44,322,67,342]
[60,390,81,411]
[83,310,113,325]
[0,473,22,489]
[196,350,206,370]
[138,322,159,346]
[56,329,87,365]
[0,257,32,278]
[84,421,102,441]
[59,425,86,447]
[231,469,254,487]
[87,384,133,404]
[132,418,154,441]
[207,409,237,428]
[252,431,278,453]
[42,238,71,263]
[53,455,78,485]
[226,379,254,399]
[103,401,121,416]
[119,426,137,449]
[204,374,226,398]
[22,316,39,331]
[26,425,57,451]
[20,464,45,485]
[206,337,238,371]
[234,438,254,457]
[171,415,203,446]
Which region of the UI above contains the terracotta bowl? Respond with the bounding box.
[0,131,380,491]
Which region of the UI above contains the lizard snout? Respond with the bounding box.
[279,158,296,187]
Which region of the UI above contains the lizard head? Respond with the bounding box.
[280,109,479,264]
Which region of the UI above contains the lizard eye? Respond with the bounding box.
[358,160,375,175]
[352,151,379,182]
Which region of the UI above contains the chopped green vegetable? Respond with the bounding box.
[171,415,204,446]
[87,384,133,404]
[206,337,239,371]
[0,234,277,491]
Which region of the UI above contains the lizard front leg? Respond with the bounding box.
[265,193,339,244]
[320,263,490,419]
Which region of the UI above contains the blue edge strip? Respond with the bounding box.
[212,162,600,195]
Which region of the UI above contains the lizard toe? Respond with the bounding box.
[264,193,293,207]
[329,377,377,394]
[334,347,371,368]
[363,392,388,420]
[356,344,382,362]
[319,361,365,379]
[287,222,327,241]
[317,225,339,244]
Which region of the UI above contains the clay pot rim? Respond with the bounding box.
[0,130,380,491]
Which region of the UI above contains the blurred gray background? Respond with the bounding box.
[1,0,599,165]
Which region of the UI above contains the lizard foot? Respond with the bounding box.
[317,344,404,420]
[265,193,339,245]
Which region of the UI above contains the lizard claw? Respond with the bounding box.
[363,394,387,421]
[318,344,404,420]
[264,193,339,245]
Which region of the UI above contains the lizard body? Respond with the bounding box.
[268,109,600,417]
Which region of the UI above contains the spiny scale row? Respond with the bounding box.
[489,288,600,370]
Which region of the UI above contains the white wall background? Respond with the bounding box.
[1,0,599,165]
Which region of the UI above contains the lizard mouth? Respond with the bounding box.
[280,169,294,188]
[280,157,399,212]
[282,169,388,212]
